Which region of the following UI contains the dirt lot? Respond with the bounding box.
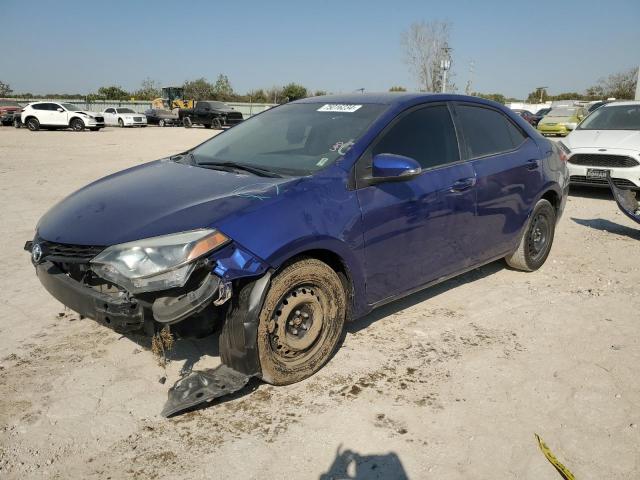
[0,126,638,479]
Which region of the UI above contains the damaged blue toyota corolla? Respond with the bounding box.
[26,94,568,414]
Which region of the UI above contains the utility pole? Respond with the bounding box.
[535,86,548,103]
[440,43,452,93]
[465,60,475,95]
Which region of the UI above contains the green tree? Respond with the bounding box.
[0,80,13,96]
[183,78,215,101]
[280,83,308,102]
[389,86,407,92]
[247,89,269,102]
[89,85,130,100]
[133,77,161,100]
[212,74,234,101]
[313,90,328,96]
[473,92,507,103]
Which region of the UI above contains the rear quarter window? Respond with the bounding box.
[456,105,527,158]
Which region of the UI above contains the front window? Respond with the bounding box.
[116,108,135,114]
[190,103,387,176]
[61,103,81,111]
[578,104,640,131]
[547,108,577,118]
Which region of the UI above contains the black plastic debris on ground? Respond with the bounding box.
[608,173,640,225]
[162,364,250,417]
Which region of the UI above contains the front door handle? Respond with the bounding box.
[527,158,539,170]
[449,177,476,192]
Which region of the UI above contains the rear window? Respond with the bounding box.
[116,108,135,114]
[456,105,527,158]
[0,100,20,107]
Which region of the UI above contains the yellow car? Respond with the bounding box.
[537,106,586,137]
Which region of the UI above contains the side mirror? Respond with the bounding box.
[371,153,422,182]
[57,108,64,112]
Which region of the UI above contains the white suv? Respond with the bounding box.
[21,102,105,132]
[102,107,147,127]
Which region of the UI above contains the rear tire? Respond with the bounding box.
[26,117,40,131]
[505,199,556,271]
[70,118,85,131]
[159,119,165,127]
[183,116,192,128]
[257,258,346,385]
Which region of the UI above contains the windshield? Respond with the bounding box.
[0,100,20,107]
[579,104,640,130]
[547,108,577,117]
[116,108,135,114]
[191,103,387,176]
[61,103,81,111]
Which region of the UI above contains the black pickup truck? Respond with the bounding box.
[178,101,243,129]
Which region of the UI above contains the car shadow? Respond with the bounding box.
[571,217,640,240]
[318,445,409,480]
[347,260,505,335]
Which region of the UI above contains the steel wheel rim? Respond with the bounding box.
[527,213,550,261]
[268,285,326,363]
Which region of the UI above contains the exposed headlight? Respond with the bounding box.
[90,229,229,293]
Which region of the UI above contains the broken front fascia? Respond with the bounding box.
[608,174,640,225]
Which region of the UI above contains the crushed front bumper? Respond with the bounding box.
[34,259,224,334]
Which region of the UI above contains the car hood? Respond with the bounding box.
[565,129,640,151]
[37,159,296,246]
[72,110,102,117]
[539,115,575,125]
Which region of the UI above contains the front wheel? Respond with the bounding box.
[70,118,85,131]
[26,118,40,131]
[183,116,192,128]
[118,118,124,128]
[159,119,165,127]
[505,199,556,271]
[257,258,347,385]
[13,118,21,128]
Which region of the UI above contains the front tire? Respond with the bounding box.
[118,118,124,128]
[159,119,165,127]
[26,117,40,131]
[257,258,347,385]
[70,118,85,131]
[183,116,192,128]
[505,199,556,271]
[13,118,21,128]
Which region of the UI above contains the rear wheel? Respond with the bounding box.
[183,116,192,128]
[26,117,40,131]
[257,258,347,385]
[159,119,165,127]
[212,118,222,129]
[505,199,556,271]
[70,118,85,131]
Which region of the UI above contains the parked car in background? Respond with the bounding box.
[102,107,147,127]
[21,102,105,131]
[179,101,243,129]
[512,109,540,126]
[561,101,640,190]
[144,108,180,127]
[0,99,22,126]
[25,93,568,414]
[537,106,586,137]
[535,107,552,117]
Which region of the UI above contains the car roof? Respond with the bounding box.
[294,92,502,107]
[601,101,640,107]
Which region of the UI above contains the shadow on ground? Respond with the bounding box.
[571,217,640,240]
[568,185,614,200]
[319,445,409,480]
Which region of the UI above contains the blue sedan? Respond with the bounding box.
[26,93,568,408]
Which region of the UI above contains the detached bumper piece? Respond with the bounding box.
[36,261,144,332]
[162,364,250,417]
[608,173,640,225]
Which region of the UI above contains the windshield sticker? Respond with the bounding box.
[317,104,362,113]
[329,139,355,155]
[317,157,329,167]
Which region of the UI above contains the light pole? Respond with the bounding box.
[440,44,452,93]
[536,86,547,103]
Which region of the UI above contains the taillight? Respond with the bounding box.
[557,141,571,162]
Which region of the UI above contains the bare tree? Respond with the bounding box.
[401,20,453,92]
[0,80,13,96]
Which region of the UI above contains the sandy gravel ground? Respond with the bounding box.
[0,126,638,479]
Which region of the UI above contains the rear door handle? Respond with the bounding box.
[527,158,539,170]
[449,177,476,192]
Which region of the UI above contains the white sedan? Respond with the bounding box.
[102,107,147,127]
[561,101,640,190]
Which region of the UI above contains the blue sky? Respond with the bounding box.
[2,0,639,99]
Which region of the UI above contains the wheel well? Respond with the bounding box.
[541,189,560,213]
[280,249,354,319]
[24,115,36,122]
[69,116,83,124]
